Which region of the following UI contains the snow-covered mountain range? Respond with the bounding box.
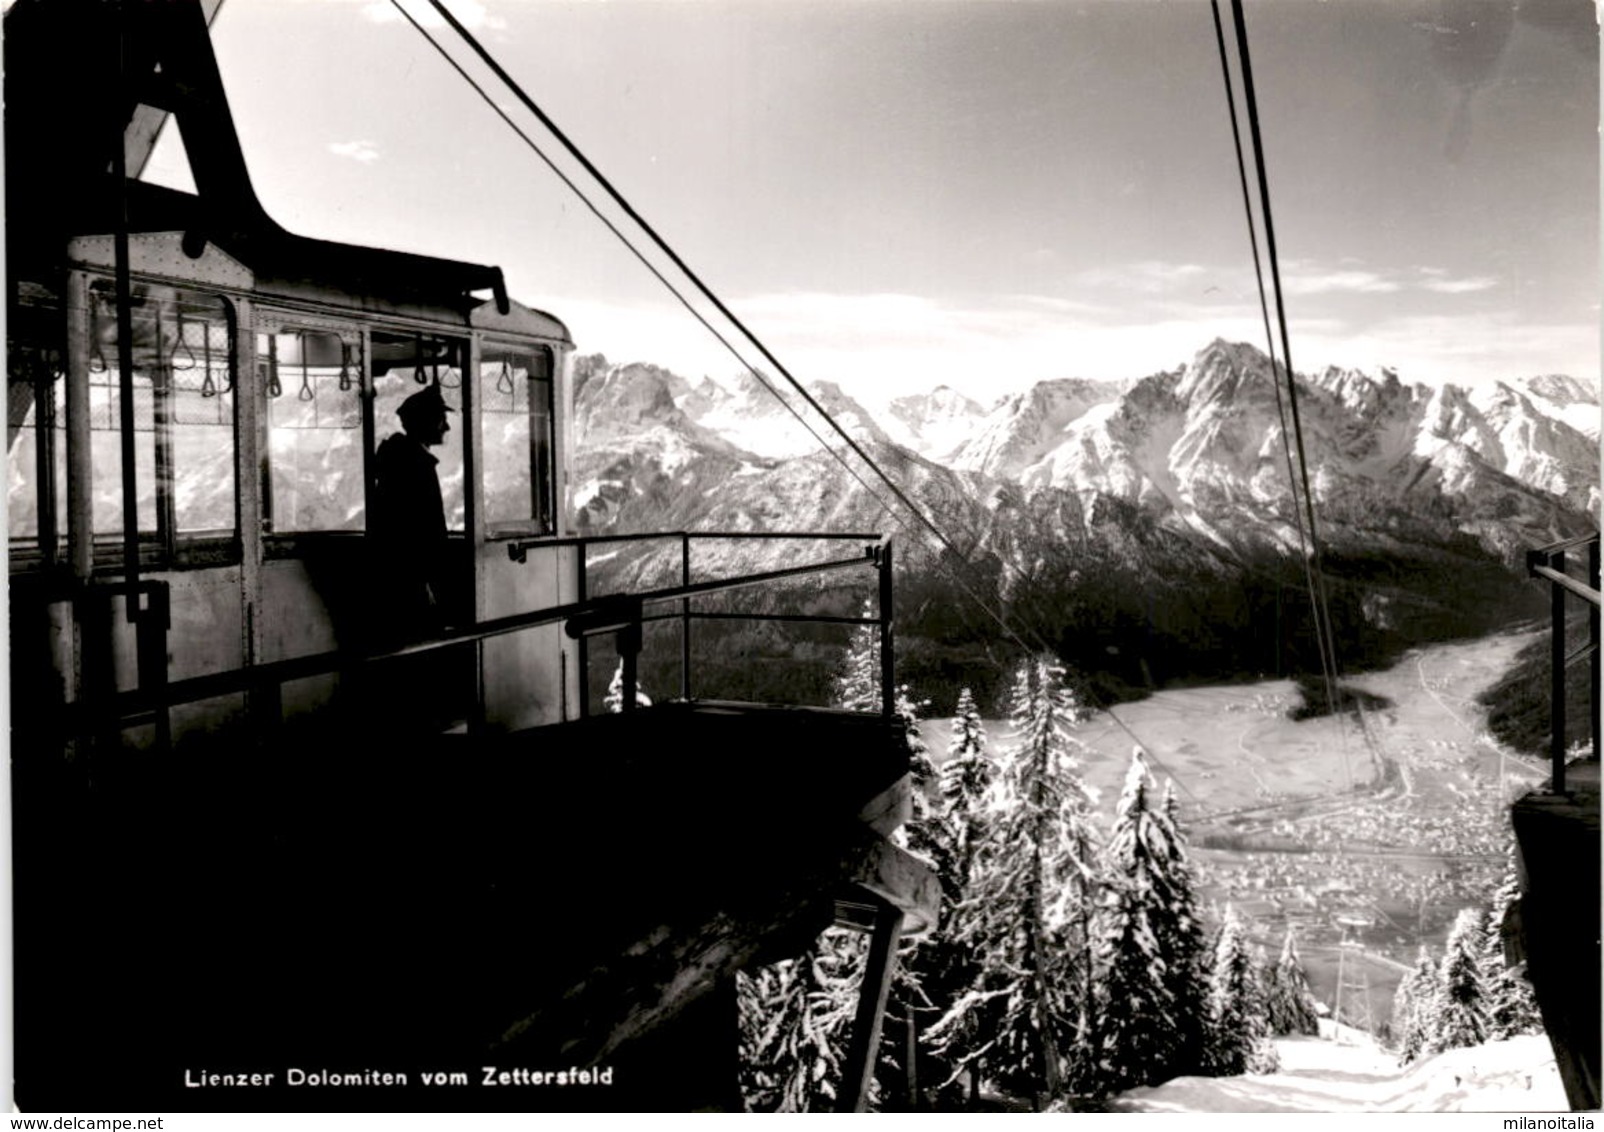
[573,339,1598,565]
[571,340,1597,699]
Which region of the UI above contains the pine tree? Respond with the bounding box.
[1428,907,1490,1053]
[741,614,912,1110]
[1252,942,1275,1032]
[830,605,933,827]
[1391,945,1438,1064]
[895,687,994,1110]
[830,608,942,1108]
[875,686,941,1109]
[1204,907,1279,1076]
[833,601,882,713]
[1264,928,1321,1037]
[739,928,870,1111]
[1481,865,1543,1042]
[939,687,992,904]
[928,655,1100,1106]
[894,686,939,845]
[1156,779,1210,1076]
[1094,747,1182,1092]
[604,660,652,712]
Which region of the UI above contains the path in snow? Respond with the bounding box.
[1112,1029,1567,1113]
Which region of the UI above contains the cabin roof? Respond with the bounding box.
[5,0,514,318]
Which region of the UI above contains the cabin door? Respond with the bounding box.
[470,340,578,731]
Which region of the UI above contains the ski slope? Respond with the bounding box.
[1112,1026,1567,1112]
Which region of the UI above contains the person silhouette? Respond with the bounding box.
[370,382,453,643]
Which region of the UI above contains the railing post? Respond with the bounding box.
[111,26,141,628]
[138,582,172,751]
[681,532,691,700]
[879,541,895,718]
[619,617,642,713]
[576,541,590,718]
[1551,549,1567,794]
[1591,539,1600,764]
[604,594,645,714]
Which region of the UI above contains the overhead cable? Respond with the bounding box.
[1216,0,1384,773]
[1208,0,1348,787]
[1225,0,1345,715]
[406,0,1199,803]
[384,0,902,532]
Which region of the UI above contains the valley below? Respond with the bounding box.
[967,627,1556,1029]
[572,338,1598,1034]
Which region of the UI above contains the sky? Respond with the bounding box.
[143,0,1601,408]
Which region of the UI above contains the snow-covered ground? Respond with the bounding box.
[1112,1025,1567,1112]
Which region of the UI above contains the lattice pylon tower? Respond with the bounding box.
[1333,921,1375,1039]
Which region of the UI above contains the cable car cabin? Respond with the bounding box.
[6,0,936,1112]
[11,238,577,740]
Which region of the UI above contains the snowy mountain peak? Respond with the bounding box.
[883,385,989,460]
[801,379,896,449]
[952,377,1124,478]
[1520,373,1599,407]
[1174,340,1292,414]
[581,359,683,428]
[1313,363,1407,419]
[1508,374,1601,443]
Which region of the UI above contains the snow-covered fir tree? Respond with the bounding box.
[1264,928,1321,1037]
[892,687,994,1109]
[1204,906,1279,1076]
[894,685,939,846]
[739,928,870,1112]
[1481,864,1543,1042]
[875,686,941,1108]
[833,601,883,713]
[603,660,652,712]
[1391,945,1438,1065]
[829,603,936,837]
[939,687,992,903]
[740,614,933,1111]
[1252,942,1275,1033]
[1428,907,1490,1053]
[1157,779,1210,1076]
[1094,747,1182,1092]
[827,605,943,1108]
[929,655,1101,1106]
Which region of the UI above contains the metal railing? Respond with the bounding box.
[1526,532,1601,793]
[509,530,895,718]
[63,530,895,738]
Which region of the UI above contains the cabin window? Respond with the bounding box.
[6,285,68,565]
[369,331,466,531]
[85,282,237,551]
[261,326,364,532]
[480,341,555,536]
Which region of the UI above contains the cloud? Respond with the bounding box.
[1278,261,1502,298]
[1063,257,1499,307]
[1282,313,1598,388]
[1282,270,1401,296]
[361,0,504,30]
[555,290,1323,405]
[1070,260,1225,296]
[1008,294,1115,317]
[328,140,381,164]
[547,288,1597,411]
[1419,275,1498,295]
